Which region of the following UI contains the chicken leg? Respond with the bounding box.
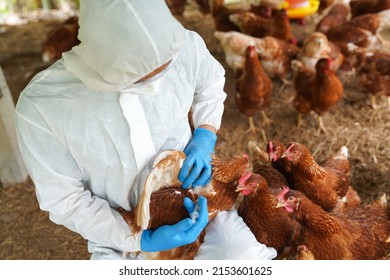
[317,115,328,135]
[245,117,259,135]
[370,95,379,110]
[261,110,272,126]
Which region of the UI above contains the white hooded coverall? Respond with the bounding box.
[15,0,276,260]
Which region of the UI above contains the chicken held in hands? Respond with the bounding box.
[236,45,272,136]
[280,142,350,212]
[291,58,344,134]
[119,150,249,260]
[276,187,390,259]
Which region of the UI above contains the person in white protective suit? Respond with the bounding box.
[15,0,277,260]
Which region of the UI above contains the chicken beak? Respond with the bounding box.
[275,200,285,208]
[235,185,245,192]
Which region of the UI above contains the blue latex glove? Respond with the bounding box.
[140,196,208,252]
[178,127,217,189]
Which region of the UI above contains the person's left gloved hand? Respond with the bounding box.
[178,127,217,189]
[140,196,208,252]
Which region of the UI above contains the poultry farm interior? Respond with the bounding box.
[0,0,389,260]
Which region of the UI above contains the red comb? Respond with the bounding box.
[278,186,290,201]
[238,171,252,186]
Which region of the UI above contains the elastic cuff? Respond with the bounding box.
[193,127,217,143]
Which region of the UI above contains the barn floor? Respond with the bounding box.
[0,6,389,259]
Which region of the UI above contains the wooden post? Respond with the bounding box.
[0,65,29,186]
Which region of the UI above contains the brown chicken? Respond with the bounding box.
[334,186,362,212]
[326,9,390,53]
[253,36,300,85]
[318,0,336,13]
[316,1,351,34]
[214,31,262,75]
[276,187,390,259]
[194,0,211,14]
[247,140,288,190]
[318,145,361,212]
[236,172,299,259]
[214,31,299,82]
[297,32,350,72]
[165,0,187,15]
[350,0,390,18]
[352,49,390,110]
[119,150,249,260]
[266,140,290,178]
[291,58,344,134]
[229,9,297,44]
[210,0,242,32]
[279,142,350,212]
[236,45,273,135]
[42,16,80,63]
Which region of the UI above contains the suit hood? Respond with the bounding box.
[63,0,185,91]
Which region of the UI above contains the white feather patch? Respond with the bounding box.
[135,150,186,230]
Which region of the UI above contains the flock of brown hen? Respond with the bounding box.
[41,0,390,260]
[210,0,390,135]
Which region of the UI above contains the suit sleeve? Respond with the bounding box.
[191,31,227,131]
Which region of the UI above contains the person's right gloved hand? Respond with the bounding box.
[140,196,208,252]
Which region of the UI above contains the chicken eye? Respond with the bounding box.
[288,197,295,202]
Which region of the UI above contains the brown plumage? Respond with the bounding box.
[195,0,211,14]
[296,244,315,260]
[316,2,351,34]
[253,36,300,84]
[236,45,272,134]
[334,185,362,212]
[276,187,390,259]
[354,50,390,110]
[165,0,186,15]
[229,9,297,44]
[236,172,299,259]
[280,142,350,212]
[291,58,344,134]
[119,150,249,260]
[247,140,288,191]
[297,32,350,72]
[42,16,80,63]
[318,0,335,14]
[350,0,390,18]
[210,0,242,32]
[266,140,291,178]
[326,9,390,54]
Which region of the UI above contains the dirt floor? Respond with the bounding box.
[0,6,389,260]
